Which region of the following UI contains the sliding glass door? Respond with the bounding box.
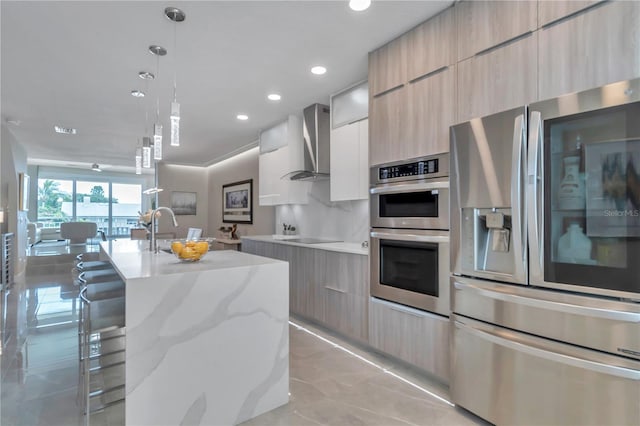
[37,178,142,238]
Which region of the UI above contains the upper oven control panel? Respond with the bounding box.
[371,153,449,184]
[379,158,438,180]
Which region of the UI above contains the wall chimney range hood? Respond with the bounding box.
[286,103,330,181]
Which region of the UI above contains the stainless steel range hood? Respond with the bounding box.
[287,103,330,181]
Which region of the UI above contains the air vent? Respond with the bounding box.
[54,125,77,135]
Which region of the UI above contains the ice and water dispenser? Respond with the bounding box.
[460,207,517,278]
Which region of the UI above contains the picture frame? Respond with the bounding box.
[19,173,29,211]
[170,191,197,215]
[585,139,640,237]
[222,179,253,224]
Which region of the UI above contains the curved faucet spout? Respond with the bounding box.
[150,207,179,253]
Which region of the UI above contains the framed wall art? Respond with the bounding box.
[171,191,197,215]
[222,179,253,224]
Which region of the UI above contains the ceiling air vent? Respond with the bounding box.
[54,125,77,135]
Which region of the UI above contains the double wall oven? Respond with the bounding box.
[369,153,450,316]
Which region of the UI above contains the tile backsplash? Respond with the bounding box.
[275,181,369,244]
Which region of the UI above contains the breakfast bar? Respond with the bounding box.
[99,240,289,425]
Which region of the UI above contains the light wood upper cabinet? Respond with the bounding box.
[538,1,640,101]
[456,0,537,61]
[407,6,456,81]
[369,34,407,97]
[369,86,408,166]
[407,66,455,158]
[538,0,603,27]
[457,33,538,123]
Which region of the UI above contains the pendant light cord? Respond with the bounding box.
[173,22,177,101]
[155,54,161,121]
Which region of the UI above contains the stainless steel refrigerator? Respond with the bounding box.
[450,79,640,425]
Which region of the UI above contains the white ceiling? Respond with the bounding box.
[1,0,452,172]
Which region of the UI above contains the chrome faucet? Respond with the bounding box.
[149,207,179,253]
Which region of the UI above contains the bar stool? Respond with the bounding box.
[78,283,126,425]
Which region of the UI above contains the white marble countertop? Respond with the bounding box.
[241,235,369,256]
[100,239,283,280]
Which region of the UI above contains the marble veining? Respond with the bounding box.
[100,242,290,425]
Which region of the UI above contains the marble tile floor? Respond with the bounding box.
[2,262,487,426]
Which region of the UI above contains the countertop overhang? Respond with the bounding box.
[241,235,368,256]
[100,239,284,281]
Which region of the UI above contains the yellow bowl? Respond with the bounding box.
[170,239,210,262]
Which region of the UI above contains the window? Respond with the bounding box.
[37,179,73,229]
[37,177,143,237]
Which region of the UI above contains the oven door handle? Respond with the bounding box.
[370,231,449,244]
[369,181,449,195]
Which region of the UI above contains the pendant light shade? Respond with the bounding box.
[142,137,151,168]
[170,101,180,146]
[153,123,163,160]
[135,147,142,175]
[149,46,166,160]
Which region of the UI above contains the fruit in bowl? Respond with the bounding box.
[170,239,210,262]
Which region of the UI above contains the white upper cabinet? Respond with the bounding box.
[330,82,369,201]
[258,115,308,205]
[332,81,368,128]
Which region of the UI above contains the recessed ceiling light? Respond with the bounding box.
[267,93,282,101]
[54,125,77,135]
[139,71,155,80]
[311,66,327,75]
[237,114,249,121]
[131,90,145,98]
[349,0,371,11]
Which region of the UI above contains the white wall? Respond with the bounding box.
[1,125,28,274]
[207,147,274,239]
[157,163,209,238]
[275,181,369,244]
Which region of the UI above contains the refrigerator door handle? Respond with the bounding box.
[453,278,640,323]
[527,111,543,284]
[511,113,527,283]
[455,318,640,381]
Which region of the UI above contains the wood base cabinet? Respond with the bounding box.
[242,240,368,343]
[317,251,368,343]
[369,297,450,384]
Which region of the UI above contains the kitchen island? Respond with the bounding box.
[99,239,289,426]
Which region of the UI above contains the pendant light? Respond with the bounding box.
[136,71,154,172]
[142,136,151,168]
[165,7,186,147]
[149,45,167,160]
[135,146,142,175]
